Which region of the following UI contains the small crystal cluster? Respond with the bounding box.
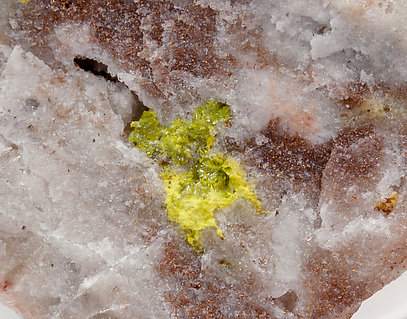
[0,0,406,318]
[129,101,263,249]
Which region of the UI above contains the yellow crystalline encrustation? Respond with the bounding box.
[129,101,263,250]
[162,154,262,249]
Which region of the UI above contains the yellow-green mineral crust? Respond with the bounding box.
[129,101,263,249]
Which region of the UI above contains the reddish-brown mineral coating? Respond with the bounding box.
[245,118,376,204]
[305,248,369,319]
[248,118,332,189]
[17,0,237,99]
[5,1,407,319]
[158,241,274,319]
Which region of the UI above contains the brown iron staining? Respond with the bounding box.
[341,82,373,110]
[375,192,398,216]
[325,126,382,183]
[18,0,235,99]
[222,19,278,72]
[159,241,274,319]
[249,118,331,190]
[341,82,407,109]
[246,118,379,202]
[305,249,368,318]
[2,280,11,292]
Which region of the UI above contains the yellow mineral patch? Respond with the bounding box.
[374,192,398,216]
[129,101,265,250]
[359,96,393,119]
[353,93,407,125]
[162,154,262,250]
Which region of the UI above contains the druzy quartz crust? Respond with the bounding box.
[0,0,407,318]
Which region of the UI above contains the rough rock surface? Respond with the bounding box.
[1,0,407,318]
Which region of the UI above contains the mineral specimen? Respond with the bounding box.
[0,0,406,318]
[129,101,263,249]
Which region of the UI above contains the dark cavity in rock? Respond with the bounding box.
[73,56,118,83]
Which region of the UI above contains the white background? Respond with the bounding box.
[1,271,407,318]
[0,302,19,319]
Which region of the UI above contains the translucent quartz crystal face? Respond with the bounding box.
[0,0,407,318]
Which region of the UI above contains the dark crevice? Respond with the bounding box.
[123,91,150,136]
[73,56,149,134]
[315,24,331,35]
[130,92,150,122]
[73,56,118,82]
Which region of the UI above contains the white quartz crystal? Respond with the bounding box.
[1,0,407,318]
[0,45,171,318]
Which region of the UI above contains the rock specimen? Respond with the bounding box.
[0,0,406,318]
